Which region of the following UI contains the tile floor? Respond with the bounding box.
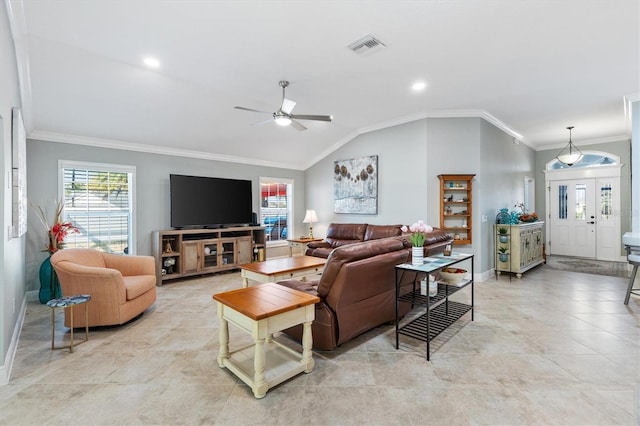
[1,265,638,425]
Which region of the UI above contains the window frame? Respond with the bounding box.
[259,177,293,247]
[58,160,137,255]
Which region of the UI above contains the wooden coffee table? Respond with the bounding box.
[213,282,320,398]
[240,255,326,288]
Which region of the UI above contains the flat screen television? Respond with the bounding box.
[170,174,253,229]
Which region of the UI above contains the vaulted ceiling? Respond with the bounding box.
[8,0,640,170]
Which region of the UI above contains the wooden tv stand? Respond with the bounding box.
[152,226,266,286]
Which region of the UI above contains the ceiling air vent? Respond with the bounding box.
[347,34,387,57]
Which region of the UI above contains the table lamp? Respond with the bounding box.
[303,210,318,239]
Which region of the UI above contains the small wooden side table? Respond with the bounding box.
[213,283,319,398]
[47,294,91,353]
[286,238,322,257]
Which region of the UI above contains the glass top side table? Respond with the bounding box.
[395,253,474,360]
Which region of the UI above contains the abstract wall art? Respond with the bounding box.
[333,155,378,214]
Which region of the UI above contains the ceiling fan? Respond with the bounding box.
[234,80,332,131]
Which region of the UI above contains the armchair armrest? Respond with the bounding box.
[306,241,331,249]
[103,253,156,276]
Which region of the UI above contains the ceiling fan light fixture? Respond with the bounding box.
[236,81,332,131]
[274,115,291,126]
[556,126,583,166]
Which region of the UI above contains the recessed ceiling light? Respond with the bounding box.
[411,81,426,92]
[143,57,160,68]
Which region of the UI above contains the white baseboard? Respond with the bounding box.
[476,269,495,282]
[26,290,39,303]
[0,295,27,386]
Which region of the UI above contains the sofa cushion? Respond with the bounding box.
[325,223,367,247]
[423,228,451,245]
[364,224,403,241]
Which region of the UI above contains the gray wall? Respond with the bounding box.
[25,139,305,292]
[534,139,632,255]
[305,119,429,235]
[1,3,26,383]
[479,120,536,273]
[306,116,537,275]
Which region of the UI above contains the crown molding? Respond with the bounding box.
[356,109,524,142]
[28,130,305,170]
[302,109,526,169]
[625,92,640,103]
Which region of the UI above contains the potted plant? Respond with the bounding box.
[498,246,509,262]
[401,220,433,266]
[498,227,509,243]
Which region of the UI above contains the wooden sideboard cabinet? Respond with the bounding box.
[152,226,265,286]
[495,222,544,278]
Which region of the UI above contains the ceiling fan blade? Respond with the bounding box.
[251,118,273,127]
[281,98,296,115]
[290,114,333,122]
[290,120,307,131]
[234,106,271,114]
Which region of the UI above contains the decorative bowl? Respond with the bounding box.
[439,267,467,284]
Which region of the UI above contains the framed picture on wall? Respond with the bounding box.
[333,155,378,214]
[11,107,27,238]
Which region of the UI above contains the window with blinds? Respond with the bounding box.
[61,162,135,254]
[259,178,292,244]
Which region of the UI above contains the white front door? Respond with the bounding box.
[549,179,597,258]
[594,178,620,261]
[548,178,620,260]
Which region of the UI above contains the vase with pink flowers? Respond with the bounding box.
[401,220,433,265]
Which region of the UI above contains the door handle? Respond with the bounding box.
[587,221,595,224]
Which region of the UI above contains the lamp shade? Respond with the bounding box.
[557,152,583,166]
[556,126,583,166]
[303,210,318,224]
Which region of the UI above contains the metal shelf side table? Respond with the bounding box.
[395,253,474,360]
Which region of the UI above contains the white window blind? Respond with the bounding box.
[61,162,135,254]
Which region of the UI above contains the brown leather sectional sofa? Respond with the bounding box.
[277,223,453,350]
[277,237,419,350]
[305,223,452,258]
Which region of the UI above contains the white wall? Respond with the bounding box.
[0,2,26,385]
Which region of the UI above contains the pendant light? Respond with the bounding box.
[556,126,583,166]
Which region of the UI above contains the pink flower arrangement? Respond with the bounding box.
[401,220,433,247]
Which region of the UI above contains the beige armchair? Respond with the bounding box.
[50,248,157,327]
